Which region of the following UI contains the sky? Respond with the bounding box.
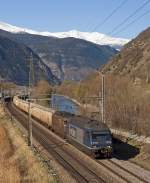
[0,0,150,39]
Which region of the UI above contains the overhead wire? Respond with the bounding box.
[107,0,150,35]
[92,0,150,45]
[91,0,128,32]
[111,8,150,36]
[82,0,127,32]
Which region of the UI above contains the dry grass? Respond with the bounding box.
[0,105,57,183]
[0,123,21,182]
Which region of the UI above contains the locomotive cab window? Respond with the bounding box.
[92,133,112,144]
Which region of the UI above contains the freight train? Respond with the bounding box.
[13,96,113,158]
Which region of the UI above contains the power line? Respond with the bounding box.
[93,0,150,44]
[108,0,150,35]
[83,0,127,32]
[112,8,150,36]
[92,0,128,32]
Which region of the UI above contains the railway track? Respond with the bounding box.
[109,158,150,183]
[97,158,150,183]
[6,102,105,183]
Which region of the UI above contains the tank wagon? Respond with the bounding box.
[13,96,113,158]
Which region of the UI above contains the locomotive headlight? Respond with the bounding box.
[107,146,112,149]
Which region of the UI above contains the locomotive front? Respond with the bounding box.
[67,116,113,158]
[90,130,113,158]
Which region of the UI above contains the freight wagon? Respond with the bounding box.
[52,111,73,138]
[13,96,55,128]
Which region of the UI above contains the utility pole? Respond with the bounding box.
[28,53,34,147]
[0,78,2,103]
[79,72,106,124]
[28,98,32,146]
[100,73,105,123]
[0,79,4,106]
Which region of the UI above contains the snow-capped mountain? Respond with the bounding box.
[47,30,129,50]
[0,21,129,49]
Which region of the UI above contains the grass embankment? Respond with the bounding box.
[0,105,57,183]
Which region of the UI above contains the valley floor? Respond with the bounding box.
[0,104,57,183]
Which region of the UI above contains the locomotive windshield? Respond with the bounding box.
[91,133,112,145]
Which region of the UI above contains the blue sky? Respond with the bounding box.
[0,0,150,39]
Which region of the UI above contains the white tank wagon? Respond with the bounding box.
[13,96,55,128]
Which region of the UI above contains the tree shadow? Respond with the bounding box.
[113,138,140,160]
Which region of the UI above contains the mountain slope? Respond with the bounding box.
[102,27,150,82]
[0,21,129,49]
[0,35,59,85]
[42,30,129,50]
[0,29,118,81]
